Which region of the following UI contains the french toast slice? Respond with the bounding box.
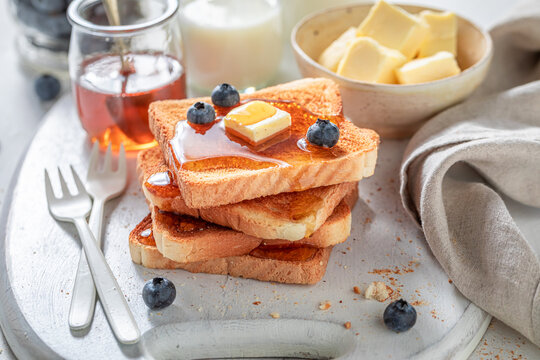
[149,78,379,209]
[129,215,332,284]
[150,188,356,263]
[138,147,357,240]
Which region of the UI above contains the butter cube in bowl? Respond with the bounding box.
[292,2,492,138]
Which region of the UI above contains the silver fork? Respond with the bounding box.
[69,142,127,331]
[45,166,140,344]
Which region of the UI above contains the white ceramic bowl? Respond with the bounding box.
[292,3,493,139]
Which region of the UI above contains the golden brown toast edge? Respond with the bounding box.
[149,78,379,208]
[137,146,357,240]
[129,215,332,284]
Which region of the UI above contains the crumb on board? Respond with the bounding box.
[270,312,280,319]
[344,321,351,329]
[353,286,362,295]
[319,301,331,310]
[253,301,261,305]
[365,281,393,302]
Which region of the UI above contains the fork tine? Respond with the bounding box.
[88,140,100,177]
[70,165,87,195]
[103,142,112,172]
[57,167,70,196]
[44,169,56,202]
[117,143,126,176]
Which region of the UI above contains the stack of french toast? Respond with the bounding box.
[129,78,379,284]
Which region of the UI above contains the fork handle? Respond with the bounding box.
[69,198,104,330]
[73,217,140,344]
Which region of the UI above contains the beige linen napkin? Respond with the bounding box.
[400,1,540,346]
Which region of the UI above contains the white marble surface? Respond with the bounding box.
[0,0,538,359]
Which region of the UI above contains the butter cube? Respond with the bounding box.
[337,37,407,84]
[357,0,428,59]
[318,27,357,72]
[418,10,457,57]
[224,101,291,145]
[396,51,461,84]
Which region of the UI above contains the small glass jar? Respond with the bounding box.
[67,0,186,151]
[9,0,72,74]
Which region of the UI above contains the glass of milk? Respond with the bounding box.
[180,0,282,96]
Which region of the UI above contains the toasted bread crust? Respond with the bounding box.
[150,193,353,263]
[149,78,379,208]
[129,215,332,284]
[137,147,356,240]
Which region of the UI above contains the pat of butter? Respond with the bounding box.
[224,101,291,145]
[357,0,428,59]
[396,51,461,84]
[337,37,407,84]
[318,27,357,72]
[418,10,457,58]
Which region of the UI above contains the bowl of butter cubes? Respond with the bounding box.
[292,0,493,138]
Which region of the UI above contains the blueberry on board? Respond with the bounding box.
[211,83,240,107]
[383,299,417,333]
[35,75,61,101]
[187,101,216,125]
[306,119,340,148]
[142,277,176,310]
[30,0,66,14]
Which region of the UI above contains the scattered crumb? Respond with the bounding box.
[396,236,401,241]
[344,321,351,329]
[365,281,393,302]
[252,301,261,305]
[269,312,280,319]
[353,286,362,295]
[319,301,331,310]
[448,279,453,284]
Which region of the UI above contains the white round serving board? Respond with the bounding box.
[0,95,490,359]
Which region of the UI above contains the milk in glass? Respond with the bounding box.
[180,0,282,95]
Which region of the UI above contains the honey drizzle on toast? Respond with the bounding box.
[144,166,326,228]
[168,99,345,172]
[135,214,321,262]
[144,170,181,198]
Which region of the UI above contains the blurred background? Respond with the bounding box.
[0,0,537,358]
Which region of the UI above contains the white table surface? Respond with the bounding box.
[0,0,538,359]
